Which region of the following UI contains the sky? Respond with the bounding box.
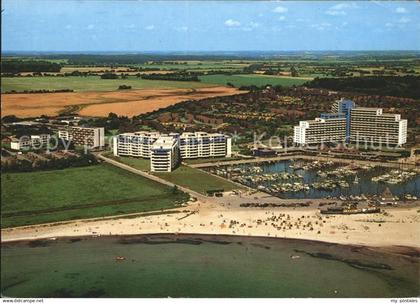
[2,0,420,52]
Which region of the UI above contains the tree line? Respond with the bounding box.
[140,72,200,82]
[2,60,61,73]
[4,89,74,94]
[2,153,99,173]
[306,76,420,99]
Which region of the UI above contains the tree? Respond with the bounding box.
[100,73,119,79]
[1,115,20,123]
[172,185,180,194]
[290,66,299,77]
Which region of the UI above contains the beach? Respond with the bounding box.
[2,192,420,248]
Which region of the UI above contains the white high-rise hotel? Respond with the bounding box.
[113,131,232,172]
[293,116,347,145]
[294,99,407,146]
[350,107,407,146]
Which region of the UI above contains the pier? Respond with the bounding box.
[189,153,419,172]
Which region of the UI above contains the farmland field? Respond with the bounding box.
[1,76,214,93]
[2,86,244,117]
[1,164,189,228]
[199,74,310,87]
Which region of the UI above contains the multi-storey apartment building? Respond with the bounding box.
[350,107,407,146]
[113,131,232,171]
[57,129,71,141]
[179,132,232,159]
[113,132,160,157]
[150,136,180,172]
[293,99,408,147]
[58,126,104,148]
[293,117,347,145]
[10,134,51,150]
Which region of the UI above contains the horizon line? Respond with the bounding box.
[3,49,420,54]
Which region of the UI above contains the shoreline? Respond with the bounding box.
[2,195,419,248]
[4,233,420,261]
[3,233,420,260]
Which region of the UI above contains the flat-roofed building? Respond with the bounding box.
[10,134,51,150]
[294,99,408,147]
[350,107,407,146]
[58,126,104,148]
[10,137,31,150]
[179,132,232,159]
[71,127,104,148]
[331,98,355,140]
[113,131,160,158]
[331,98,356,116]
[113,131,232,171]
[114,131,232,160]
[294,117,347,145]
[150,136,179,172]
[58,129,71,141]
[30,134,51,148]
[179,132,199,158]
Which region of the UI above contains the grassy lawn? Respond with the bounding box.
[153,165,240,194]
[107,154,151,172]
[1,75,215,93]
[1,164,189,228]
[105,155,239,194]
[199,74,309,87]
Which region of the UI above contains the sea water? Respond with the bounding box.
[2,234,418,298]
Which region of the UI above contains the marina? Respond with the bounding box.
[205,159,420,199]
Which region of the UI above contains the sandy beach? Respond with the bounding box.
[2,192,420,248]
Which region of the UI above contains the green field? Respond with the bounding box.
[106,154,240,194]
[133,60,250,71]
[1,76,215,93]
[109,155,242,171]
[107,155,151,171]
[1,164,189,227]
[153,165,240,194]
[199,74,309,87]
[1,73,308,93]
